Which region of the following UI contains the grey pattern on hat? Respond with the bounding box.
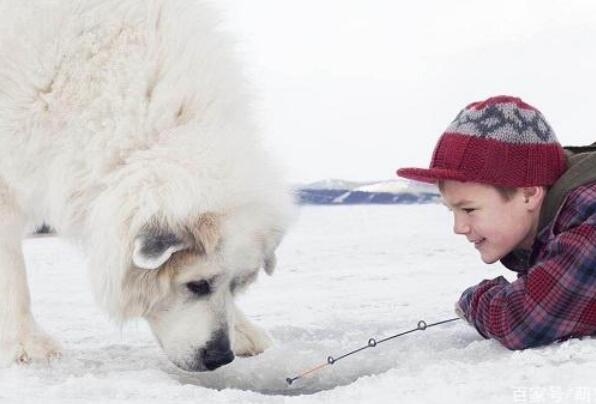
[445,101,558,144]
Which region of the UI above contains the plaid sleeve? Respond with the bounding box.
[457,217,596,350]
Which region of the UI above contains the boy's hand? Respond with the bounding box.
[454,302,469,324]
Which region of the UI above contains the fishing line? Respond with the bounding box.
[286,317,461,385]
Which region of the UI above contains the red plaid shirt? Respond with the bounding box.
[458,182,596,349]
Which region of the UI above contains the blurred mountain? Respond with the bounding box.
[296,179,440,205]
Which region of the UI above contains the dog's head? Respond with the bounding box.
[117,211,283,372]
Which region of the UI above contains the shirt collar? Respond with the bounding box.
[500,249,531,272]
[499,223,551,272]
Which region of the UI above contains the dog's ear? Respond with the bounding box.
[261,228,285,276]
[188,213,220,256]
[263,254,277,275]
[132,226,190,270]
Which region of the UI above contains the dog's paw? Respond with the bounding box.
[232,320,273,357]
[17,331,62,364]
[0,329,62,366]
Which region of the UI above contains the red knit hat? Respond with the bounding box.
[396,96,567,187]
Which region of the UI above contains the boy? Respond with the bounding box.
[397,96,596,350]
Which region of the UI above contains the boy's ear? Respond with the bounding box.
[521,186,546,210]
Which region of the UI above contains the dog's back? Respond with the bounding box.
[0,1,256,234]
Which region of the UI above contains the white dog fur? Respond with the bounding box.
[0,0,293,371]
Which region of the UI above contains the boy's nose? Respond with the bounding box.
[453,217,470,235]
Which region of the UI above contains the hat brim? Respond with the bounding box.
[396,167,468,184]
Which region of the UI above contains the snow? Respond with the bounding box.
[299,179,373,191]
[1,205,595,403]
[332,190,353,204]
[353,180,409,193]
[353,180,437,194]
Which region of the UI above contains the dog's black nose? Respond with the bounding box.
[202,331,234,370]
[203,349,234,370]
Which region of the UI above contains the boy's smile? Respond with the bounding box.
[440,180,544,264]
[396,96,595,350]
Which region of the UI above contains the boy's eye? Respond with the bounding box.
[462,208,476,213]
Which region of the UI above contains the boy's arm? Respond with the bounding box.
[457,220,596,350]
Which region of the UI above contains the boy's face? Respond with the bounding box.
[440,180,539,264]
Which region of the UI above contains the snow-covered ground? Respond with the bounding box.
[1,205,595,403]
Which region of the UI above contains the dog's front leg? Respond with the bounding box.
[0,207,61,366]
[230,303,272,357]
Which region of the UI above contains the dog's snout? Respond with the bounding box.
[203,348,234,371]
[202,331,234,371]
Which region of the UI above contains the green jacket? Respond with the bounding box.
[538,142,596,232]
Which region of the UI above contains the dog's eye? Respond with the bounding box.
[186,280,211,297]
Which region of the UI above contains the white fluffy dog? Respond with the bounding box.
[0,0,293,371]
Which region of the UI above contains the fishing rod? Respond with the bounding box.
[286,317,461,386]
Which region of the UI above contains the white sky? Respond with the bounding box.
[215,0,596,182]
